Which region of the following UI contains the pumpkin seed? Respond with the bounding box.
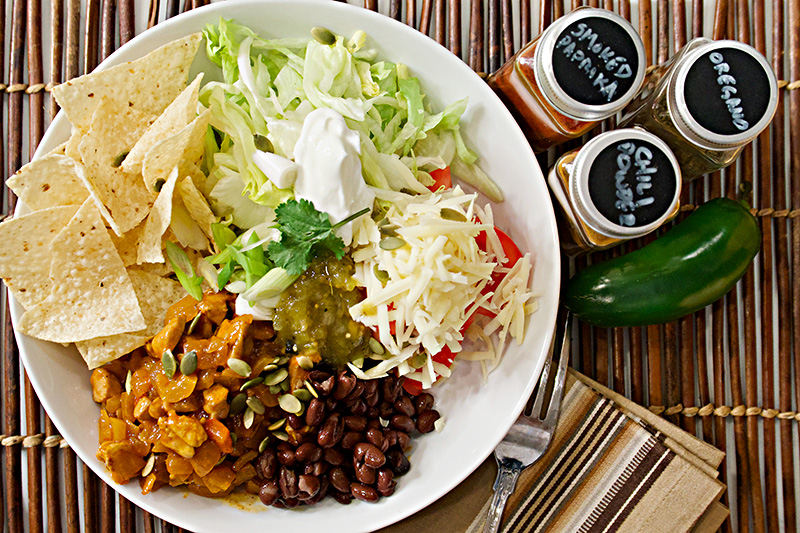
[264,368,288,386]
[161,350,177,379]
[258,436,271,453]
[379,417,390,428]
[269,385,282,395]
[141,454,156,477]
[440,208,467,221]
[180,350,198,375]
[369,337,385,355]
[379,236,406,250]
[276,356,290,366]
[373,265,389,283]
[272,431,289,442]
[228,358,251,377]
[243,407,255,429]
[280,379,290,392]
[153,178,166,192]
[279,394,303,414]
[304,380,319,399]
[186,313,201,335]
[293,389,312,402]
[296,355,314,370]
[311,27,336,45]
[379,224,399,237]
[229,393,247,416]
[124,370,132,394]
[410,352,427,369]
[263,364,278,373]
[215,455,227,466]
[267,418,286,431]
[240,377,264,391]
[111,150,129,168]
[352,357,364,368]
[254,134,272,152]
[230,432,238,443]
[246,396,266,415]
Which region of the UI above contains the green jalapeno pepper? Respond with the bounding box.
[563,197,760,327]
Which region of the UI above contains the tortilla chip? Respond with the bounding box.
[48,142,68,156]
[75,269,186,368]
[137,166,179,264]
[170,200,209,251]
[109,220,146,267]
[17,199,146,343]
[176,176,216,239]
[122,74,204,176]
[51,33,203,133]
[79,97,156,235]
[65,128,82,160]
[141,108,210,192]
[0,205,80,309]
[7,155,89,211]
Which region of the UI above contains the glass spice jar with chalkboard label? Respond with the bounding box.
[487,8,647,152]
[548,128,682,254]
[620,39,778,180]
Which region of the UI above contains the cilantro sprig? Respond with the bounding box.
[267,199,370,276]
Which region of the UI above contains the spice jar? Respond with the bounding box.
[620,39,778,180]
[548,128,682,254]
[487,8,646,152]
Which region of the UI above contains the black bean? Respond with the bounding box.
[344,415,367,432]
[317,413,344,448]
[394,396,415,417]
[282,497,300,508]
[344,381,365,401]
[325,397,339,412]
[377,468,395,496]
[314,375,335,397]
[308,370,331,383]
[350,399,367,416]
[256,449,278,480]
[279,467,298,499]
[416,410,441,434]
[364,391,380,407]
[390,414,416,434]
[386,450,411,476]
[382,377,403,403]
[276,444,297,467]
[379,401,394,419]
[295,442,322,463]
[415,392,434,414]
[333,372,357,400]
[259,480,280,506]
[298,475,321,500]
[287,413,304,430]
[354,461,377,485]
[303,476,329,505]
[365,428,384,450]
[304,460,328,477]
[323,447,345,466]
[329,466,351,493]
[354,442,385,469]
[305,398,326,427]
[341,431,363,450]
[331,490,353,504]
[351,482,380,503]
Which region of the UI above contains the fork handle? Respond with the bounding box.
[483,459,522,533]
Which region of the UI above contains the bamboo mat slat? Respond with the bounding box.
[0,0,798,531]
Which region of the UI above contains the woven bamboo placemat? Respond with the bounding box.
[1,0,797,531]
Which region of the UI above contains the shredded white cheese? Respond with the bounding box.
[349,186,536,387]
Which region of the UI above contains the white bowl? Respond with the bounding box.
[14,1,560,531]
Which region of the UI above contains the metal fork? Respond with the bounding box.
[483,311,573,533]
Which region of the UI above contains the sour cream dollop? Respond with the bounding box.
[293,108,374,245]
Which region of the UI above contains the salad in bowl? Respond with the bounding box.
[4,1,559,531]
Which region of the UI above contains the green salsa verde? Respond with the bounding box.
[272,254,372,368]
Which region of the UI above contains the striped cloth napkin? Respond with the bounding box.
[383,369,728,533]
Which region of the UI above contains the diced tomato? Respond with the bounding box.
[402,346,456,396]
[475,226,523,295]
[427,167,452,192]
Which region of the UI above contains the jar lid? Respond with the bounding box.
[534,8,646,121]
[569,128,682,238]
[669,40,778,149]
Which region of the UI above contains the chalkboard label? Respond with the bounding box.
[552,16,640,106]
[683,47,771,136]
[587,139,677,228]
